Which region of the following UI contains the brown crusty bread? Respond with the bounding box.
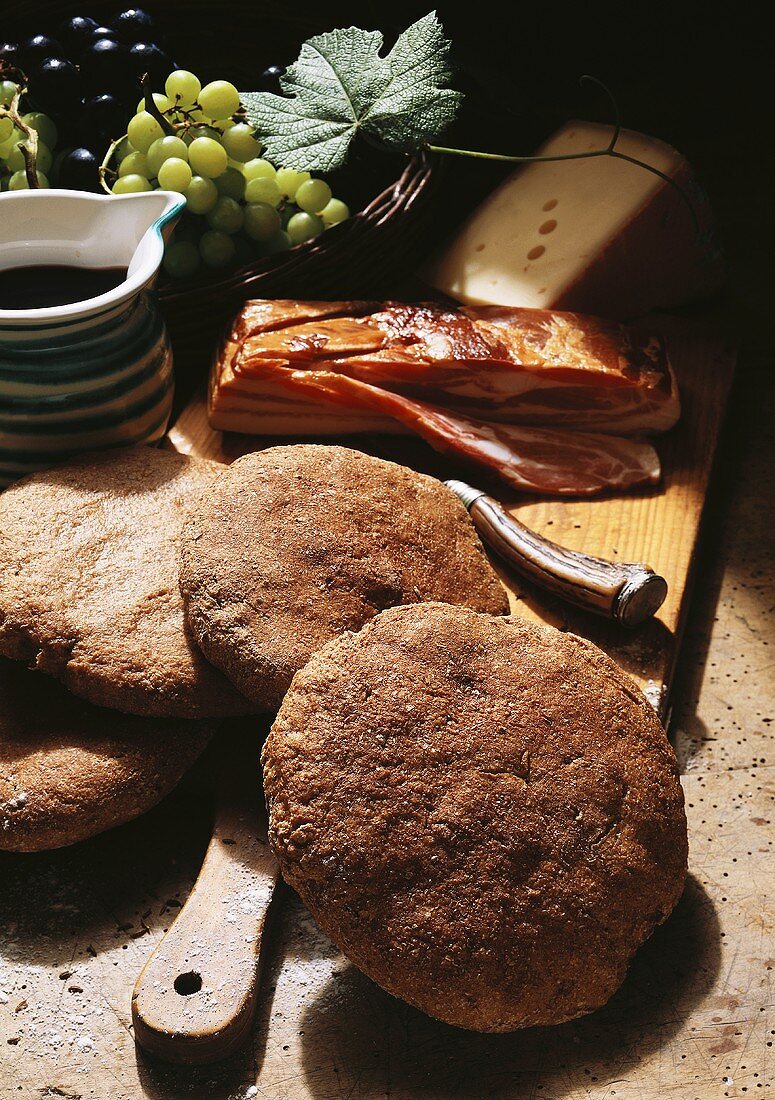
[262,602,688,1032]
[179,445,509,710]
[0,658,214,851]
[0,446,254,718]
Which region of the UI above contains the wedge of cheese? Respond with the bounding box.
[424,121,724,319]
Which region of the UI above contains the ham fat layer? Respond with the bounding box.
[210,300,676,495]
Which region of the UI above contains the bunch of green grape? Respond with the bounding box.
[0,78,57,190]
[108,70,350,280]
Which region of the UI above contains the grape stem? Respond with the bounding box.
[0,83,40,188]
[98,133,127,195]
[142,72,176,135]
[427,75,699,231]
[97,94,233,195]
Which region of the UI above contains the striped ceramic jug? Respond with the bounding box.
[0,189,185,487]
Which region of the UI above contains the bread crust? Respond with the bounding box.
[0,658,214,851]
[262,602,688,1032]
[0,446,254,718]
[179,445,509,710]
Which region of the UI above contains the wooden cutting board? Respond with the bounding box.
[147,315,735,1067]
[168,315,736,721]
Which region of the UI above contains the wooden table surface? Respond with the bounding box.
[2,79,773,1100]
[1,331,772,1100]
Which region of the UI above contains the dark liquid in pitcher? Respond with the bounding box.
[0,265,128,309]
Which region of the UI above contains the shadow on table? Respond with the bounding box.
[296,874,721,1100]
[134,1042,262,1100]
[0,770,214,949]
[665,328,767,772]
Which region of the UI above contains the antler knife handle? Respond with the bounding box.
[446,480,667,627]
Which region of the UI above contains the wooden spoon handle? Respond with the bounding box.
[446,480,668,627]
[131,733,280,1065]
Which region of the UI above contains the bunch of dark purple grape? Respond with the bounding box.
[0,9,175,190]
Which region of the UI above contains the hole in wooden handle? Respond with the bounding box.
[174,971,203,996]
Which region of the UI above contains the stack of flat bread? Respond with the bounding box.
[0,447,243,851]
[0,442,687,1032]
[0,444,506,849]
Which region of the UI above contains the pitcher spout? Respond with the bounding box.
[117,190,187,242]
[117,191,187,282]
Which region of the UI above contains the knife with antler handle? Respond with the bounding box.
[445,480,668,627]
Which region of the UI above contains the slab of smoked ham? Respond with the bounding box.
[209,300,679,496]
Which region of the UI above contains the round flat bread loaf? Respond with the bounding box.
[0,659,214,851]
[262,602,688,1032]
[180,445,509,710]
[0,446,253,717]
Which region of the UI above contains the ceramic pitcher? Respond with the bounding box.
[0,189,185,487]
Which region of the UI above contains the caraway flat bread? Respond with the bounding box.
[0,446,254,718]
[262,602,688,1032]
[0,658,214,851]
[179,444,509,710]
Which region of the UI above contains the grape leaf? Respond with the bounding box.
[240,12,462,173]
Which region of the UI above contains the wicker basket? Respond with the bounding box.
[5,3,442,378]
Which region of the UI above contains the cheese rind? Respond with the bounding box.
[424,121,724,319]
